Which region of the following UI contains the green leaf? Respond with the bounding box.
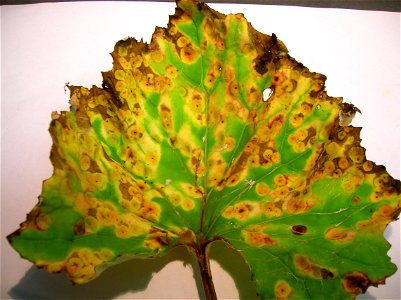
[7,0,400,298]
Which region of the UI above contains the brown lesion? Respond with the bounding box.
[188,147,205,181]
[264,201,283,217]
[144,228,173,250]
[118,180,133,200]
[342,271,383,296]
[242,228,275,247]
[74,219,86,235]
[180,44,198,63]
[201,12,227,52]
[160,104,173,131]
[190,91,205,113]
[291,225,307,236]
[50,144,66,170]
[250,31,288,75]
[138,201,161,222]
[223,201,261,221]
[286,196,310,214]
[204,60,222,88]
[294,255,335,279]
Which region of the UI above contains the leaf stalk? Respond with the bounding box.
[195,240,217,300]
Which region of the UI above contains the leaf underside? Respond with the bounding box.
[8,0,401,299]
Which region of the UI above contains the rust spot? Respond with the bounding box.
[223,201,261,220]
[325,227,356,242]
[228,81,240,96]
[243,230,275,247]
[342,272,381,295]
[116,225,130,238]
[274,280,292,299]
[349,146,365,164]
[264,202,282,217]
[180,45,197,63]
[379,205,395,217]
[166,65,178,78]
[226,172,241,187]
[137,181,148,191]
[362,160,374,172]
[27,208,52,231]
[235,203,253,219]
[161,104,171,112]
[286,197,307,214]
[294,255,335,280]
[139,201,160,220]
[290,113,304,127]
[291,225,307,235]
[177,36,189,48]
[74,220,86,235]
[338,157,349,170]
[274,174,287,186]
[271,72,286,86]
[256,183,270,195]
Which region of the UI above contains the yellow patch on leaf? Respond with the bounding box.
[325,227,356,242]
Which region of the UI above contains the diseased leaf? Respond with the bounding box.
[7,0,400,299]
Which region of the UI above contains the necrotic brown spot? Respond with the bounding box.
[74,220,86,235]
[321,268,334,279]
[291,225,307,235]
[342,272,374,295]
[294,255,335,280]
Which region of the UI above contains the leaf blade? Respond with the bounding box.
[7,2,399,296]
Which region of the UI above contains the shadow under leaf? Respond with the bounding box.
[8,240,262,300]
[8,246,200,300]
[209,241,259,300]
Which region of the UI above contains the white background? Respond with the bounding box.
[1,2,400,299]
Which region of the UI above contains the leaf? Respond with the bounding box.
[7,0,400,298]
